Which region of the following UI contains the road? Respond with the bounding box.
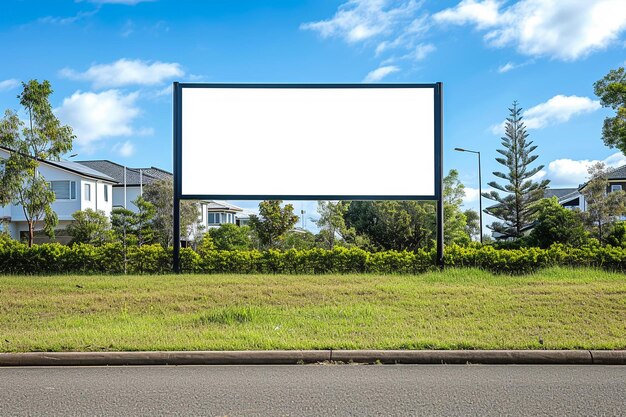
[0,365,625,416]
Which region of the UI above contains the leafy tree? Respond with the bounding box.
[344,170,472,251]
[133,196,156,246]
[313,201,355,249]
[527,197,588,248]
[208,224,253,251]
[0,80,74,246]
[248,200,299,248]
[580,162,626,243]
[281,230,318,250]
[464,209,480,241]
[142,179,200,247]
[594,67,626,153]
[483,101,549,238]
[605,222,626,247]
[66,209,113,246]
[443,169,471,245]
[345,200,435,251]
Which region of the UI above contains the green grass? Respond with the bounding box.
[1,267,625,352]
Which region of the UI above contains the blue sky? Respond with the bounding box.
[1,0,625,231]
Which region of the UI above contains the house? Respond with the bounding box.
[206,201,243,228]
[76,160,167,212]
[0,147,116,244]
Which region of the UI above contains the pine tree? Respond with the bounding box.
[483,101,549,238]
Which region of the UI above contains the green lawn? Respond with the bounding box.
[1,267,625,352]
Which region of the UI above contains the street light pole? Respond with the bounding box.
[454,147,483,244]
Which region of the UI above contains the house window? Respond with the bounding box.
[208,213,217,224]
[84,184,91,201]
[611,184,622,192]
[50,181,76,200]
[104,185,108,202]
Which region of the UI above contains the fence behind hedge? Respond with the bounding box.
[1,238,626,275]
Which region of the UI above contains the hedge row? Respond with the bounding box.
[1,239,626,275]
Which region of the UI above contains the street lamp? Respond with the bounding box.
[454,147,483,244]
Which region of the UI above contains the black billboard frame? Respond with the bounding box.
[172,82,444,272]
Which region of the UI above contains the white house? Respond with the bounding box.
[77,160,245,232]
[0,147,116,244]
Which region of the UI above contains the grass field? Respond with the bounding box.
[1,267,625,352]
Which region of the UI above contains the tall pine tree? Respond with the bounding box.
[483,101,549,238]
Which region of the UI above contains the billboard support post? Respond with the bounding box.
[435,82,444,269]
[172,83,443,273]
[173,82,181,274]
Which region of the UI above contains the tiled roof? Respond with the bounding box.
[545,188,579,201]
[134,167,172,181]
[607,165,626,180]
[77,160,164,186]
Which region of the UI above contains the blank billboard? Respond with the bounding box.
[178,85,438,199]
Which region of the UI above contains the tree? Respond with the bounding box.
[343,170,472,251]
[0,80,74,246]
[66,209,113,246]
[313,201,355,249]
[443,169,471,245]
[580,162,626,243]
[208,224,253,251]
[594,67,626,153]
[111,207,138,246]
[248,200,298,248]
[281,230,318,250]
[142,179,200,247]
[464,209,480,241]
[606,222,626,247]
[133,196,156,246]
[527,197,588,248]
[483,101,549,238]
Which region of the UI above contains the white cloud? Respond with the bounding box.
[434,0,626,60]
[463,187,480,203]
[412,42,436,60]
[301,0,420,43]
[60,58,183,89]
[523,95,601,129]
[543,152,626,187]
[497,62,515,73]
[55,90,146,150]
[434,0,501,29]
[113,141,135,157]
[490,95,601,134]
[0,79,19,92]
[363,65,399,82]
[302,0,432,75]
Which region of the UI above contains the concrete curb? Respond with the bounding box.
[1,350,625,366]
[0,350,626,367]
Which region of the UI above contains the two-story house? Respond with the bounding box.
[0,147,116,244]
[76,160,245,231]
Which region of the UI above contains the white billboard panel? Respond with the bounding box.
[180,85,437,198]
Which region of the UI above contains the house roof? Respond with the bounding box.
[207,200,243,212]
[134,167,172,181]
[0,146,115,182]
[606,165,626,180]
[77,160,166,186]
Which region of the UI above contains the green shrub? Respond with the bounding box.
[3,240,626,275]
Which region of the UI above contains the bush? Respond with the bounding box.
[2,240,626,275]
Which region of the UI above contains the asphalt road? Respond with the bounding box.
[0,365,625,416]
